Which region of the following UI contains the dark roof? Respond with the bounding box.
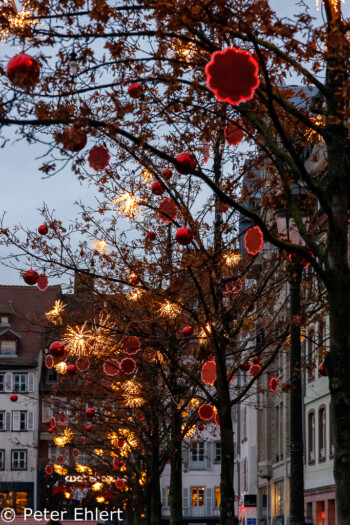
[0,285,62,367]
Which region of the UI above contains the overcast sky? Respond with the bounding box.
[0,0,347,286]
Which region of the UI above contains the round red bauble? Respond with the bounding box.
[120,357,136,375]
[60,126,87,152]
[85,425,92,432]
[38,224,48,235]
[122,336,141,355]
[319,362,328,377]
[88,145,111,171]
[57,455,64,464]
[115,479,126,489]
[182,326,194,337]
[48,427,54,434]
[146,231,156,241]
[86,408,95,418]
[224,121,245,146]
[72,449,79,458]
[201,360,217,385]
[205,47,259,106]
[23,269,39,285]
[289,252,310,268]
[128,83,144,99]
[175,152,197,174]
[175,227,194,246]
[252,356,260,365]
[162,169,173,181]
[158,198,178,223]
[49,341,65,358]
[45,419,51,426]
[198,404,215,421]
[67,365,77,376]
[45,465,53,476]
[244,226,264,255]
[197,424,204,431]
[151,181,165,195]
[225,278,242,294]
[250,364,261,377]
[10,394,18,402]
[240,362,250,372]
[270,377,278,392]
[7,54,40,89]
[130,276,139,285]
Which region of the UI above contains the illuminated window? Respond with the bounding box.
[273,480,284,516]
[0,316,9,325]
[11,450,27,470]
[15,492,28,515]
[214,487,221,507]
[191,487,205,507]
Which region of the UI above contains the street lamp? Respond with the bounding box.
[274,185,309,525]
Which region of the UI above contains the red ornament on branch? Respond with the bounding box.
[146,231,156,241]
[67,365,77,376]
[319,362,328,377]
[224,121,244,146]
[225,278,242,294]
[244,226,264,255]
[86,408,95,418]
[250,364,261,377]
[58,412,66,424]
[151,181,165,195]
[76,357,90,371]
[270,377,278,392]
[182,326,194,337]
[158,198,178,223]
[198,404,215,421]
[103,359,120,376]
[38,224,48,235]
[23,270,39,285]
[7,54,40,89]
[115,479,126,490]
[10,394,18,402]
[252,356,260,365]
[175,152,197,174]
[49,342,65,358]
[45,465,53,476]
[201,360,217,385]
[289,252,310,268]
[37,273,49,292]
[197,424,204,431]
[128,83,144,99]
[88,145,111,171]
[205,47,259,106]
[240,362,250,372]
[45,355,54,369]
[120,357,136,375]
[72,449,79,458]
[58,126,87,152]
[122,336,141,355]
[85,425,92,432]
[162,169,172,181]
[175,227,193,246]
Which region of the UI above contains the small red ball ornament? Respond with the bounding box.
[45,419,51,426]
[45,465,53,476]
[88,145,111,171]
[67,365,77,376]
[198,404,215,421]
[244,226,264,255]
[59,126,87,152]
[10,394,18,402]
[122,336,141,355]
[7,54,40,89]
[146,231,156,241]
[225,279,242,294]
[86,408,95,418]
[175,152,197,174]
[130,276,139,285]
[197,424,204,431]
[250,364,261,377]
[252,356,260,365]
[103,359,120,376]
[49,341,65,358]
[162,169,172,181]
[120,357,136,375]
[270,377,278,392]
[175,227,194,246]
[151,181,165,195]
[201,360,217,385]
[158,198,178,223]
[128,83,144,99]
[48,427,54,434]
[85,425,92,432]
[57,455,64,464]
[115,479,126,490]
[224,121,245,146]
[72,449,79,458]
[319,362,328,377]
[240,362,250,372]
[38,224,48,235]
[23,269,39,285]
[205,47,260,106]
[182,326,194,337]
[45,355,54,369]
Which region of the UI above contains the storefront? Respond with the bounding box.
[0,483,34,514]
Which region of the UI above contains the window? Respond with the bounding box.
[0,450,4,470]
[46,369,58,383]
[243,457,248,491]
[191,487,205,507]
[0,340,16,355]
[0,374,4,392]
[13,374,27,392]
[329,403,335,458]
[307,329,315,381]
[275,403,283,462]
[273,480,284,516]
[214,488,221,507]
[0,412,5,431]
[0,316,9,325]
[308,411,315,464]
[318,323,325,371]
[12,412,27,432]
[191,442,204,462]
[11,450,27,470]
[319,406,326,461]
[215,442,221,462]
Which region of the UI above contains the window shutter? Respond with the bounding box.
[27,411,34,431]
[182,487,189,508]
[161,487,167,508]
[206,442,212,469]
[182,446,189,467]
[28,373,34,392]
[12,411,20,431]
[5,412,11,431]
[206,487,213,516]
[42,402,51,422]
[4,373,12,392]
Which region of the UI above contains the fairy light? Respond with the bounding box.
[53,464,68,475]
[304,115,324,143]
[170,38,196,63]
[140,168,154,184]
[96,496,105,503]
[64,491,71,499]
[45,300,66,325]
[53,428,74,447]
[91,240,109,254]
[92,482,104,491]
[122,380,145,408]
[104,475,115,484]
[63,323,94,357]
[0,0,42,43]
[222,249,241,268]
[54,362,67,374]
[139,471,147,486]
[182,424,196,439]
[127,288,144,301]
[158,300,182,319]
[199,323,212,340]
[76,464,92,474]
[94,449,104,456]
[113,192,142,219]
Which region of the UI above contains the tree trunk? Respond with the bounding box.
[169,408,183,525]
[150,428,162,525]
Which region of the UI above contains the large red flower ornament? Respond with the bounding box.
[224,121,245,146]
[225,278,242,294]
[201,360,217,386]
[120,357,136,375]
[122,336,141,355]
[198,404,215,421]
[205,47,259,106]
[158,198,178,223]
[88,145,111,171]
[244,226,264,255]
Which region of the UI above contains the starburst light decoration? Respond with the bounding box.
[54,362,67,374]
[45,300,66,325]
[170,38,197,63]
[53,427,74,447]
[76,464,93,474]
[92,482,104,491]
[304,115,325,143]
[140,169,154,184]
[0,0,42,43]
[182,424,196,439]
[199,323,212,340]
[63,324,94,357]
[222,249,241,268]
[53,464,68,475]
[158,300,182,319]
[122,380,145,408]
[127,288,144,301]
[113,192,142,219]
[91,240,109,254]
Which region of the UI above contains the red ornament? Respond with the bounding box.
[205,47,260,106]
[59,126,87,152]
[175,227,194,246]
[49,342,65,358]
[122,336,141,355]
[85,425,93,432]
[86,408,95,418]
[270,377,278,392]
[57,456,64,464]
[103,359,120,376]
[224,121,245,145]
[45,465,53,476]
[162,169,173,181]
[225,279,242,294]
[88,145,111,171]
[146,231,156,241]
[252,356,260,365]
[115,479,126,490]
[135,409,144,420]
[201,360,217,385]
[198,404,215,421]
[250,364,261,377]
[76,357,90,371]
[48,428,54,434]
[45,355,54,369]
[23,269,39,285]
[113,458,120,470]
[197,424,204,431]
[151,181,165,195]
[7,54,40,89]
[182,326,194,337]
[128,83,144,99]
[158,198,178,223]
[50,417,56,429]
[72,449,79,458]
[240,362,250,372]
[67,365,77,376]
[175,152,196,174]
[38,224,48,235]
[244,226,264,255]
[37,273,49,292]
[117,437,125,448]
[45,419,51,426]
[10,394,18,402]
[319,362,328,377]
[120,357,136,375]
[289,252,310,268]
[130,276,139,285]
[58,412,66,424]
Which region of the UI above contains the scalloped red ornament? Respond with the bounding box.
[250,364,261,377]
[201,360,217,385]
[88,145,111,171]
[115,479,126,489]
[122,336,141,355]
[224,121,245,146]
[158,198,178,223]
[198,404,215,421]
[37,273,49,292]
[45,465,53,476]
[120,357,136,375]
[103,359,120,376]
[7,54,40,89]
[270,377,278,392]
[225,278,242,294]
[45,355,54,369]
[244,226,264,255]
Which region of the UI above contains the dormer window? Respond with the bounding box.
[0,316,9,325]
[0,340,17,355]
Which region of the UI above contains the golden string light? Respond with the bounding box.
[53,427,74,447]
[140,169,154,184]
[76,464,93,474]
[199,323,212,340]
[0,0,42,43]
[222,249,241,268]
[304,115,325,143]
[91,240,109,254]
[170,38,197,63]
[54,362,67,374]
[63,323,94,357]
[94,449,104,456]
[53,464,68,475]
[316,0,343,11]
[158,300,182,319]
[45,300,66,325]
[113,192,142,219]
[92,482,104,491]
[122,380,145,408]
[127,288,144,301]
